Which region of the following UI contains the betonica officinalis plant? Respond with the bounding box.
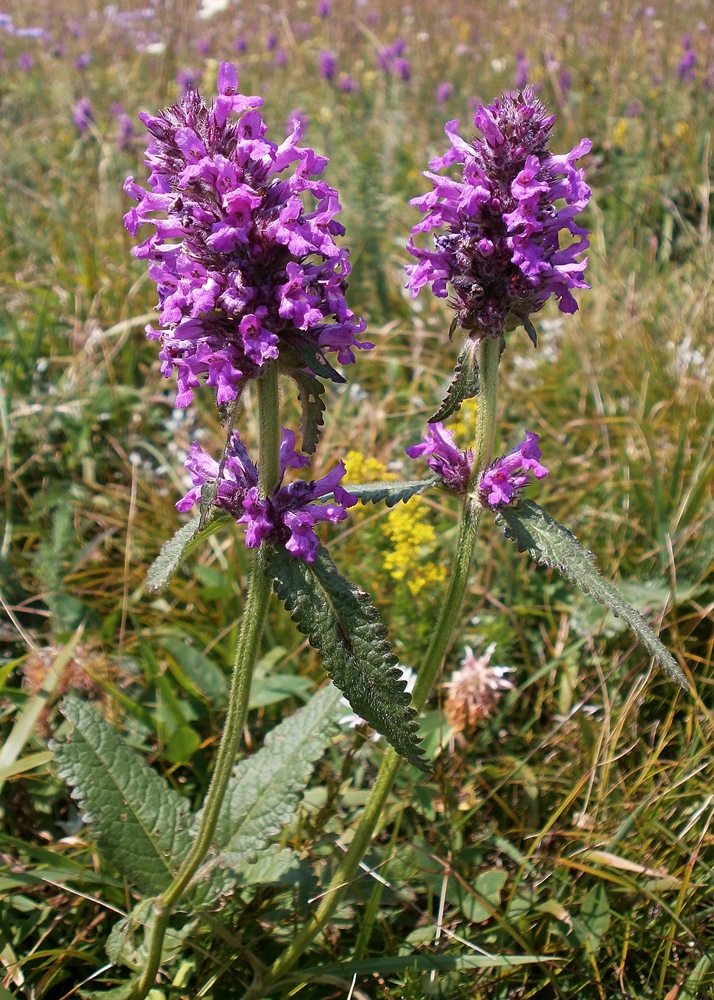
[51,67,688,999]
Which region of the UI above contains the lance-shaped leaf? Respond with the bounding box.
[292,371,326,455]
[145,511,231,594]
[429,337,480,423]
[345,477,439,508]
[266,546,428,770]
[190,684,341,905]
[51,695,193,895]
[496,499,688,688]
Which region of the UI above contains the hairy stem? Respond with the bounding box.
[133,364,280,999]
[246,338,502,998]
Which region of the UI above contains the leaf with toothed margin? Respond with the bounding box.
[292,371,326,455]
[344,477,440,507]
[282,333,346,384]
[430,337,480,422]
[145,510,232,594]
[51,695,193,896]
[495,499,688,689]
[265,545,428,771]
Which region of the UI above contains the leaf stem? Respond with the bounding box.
[132,364,280,1000]
[246,338,501,998]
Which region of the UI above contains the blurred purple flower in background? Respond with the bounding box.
[479,432,548,508]
[318,49,336,81]
[74,53,91,71]
[436,81,453,104]
[18,52,33,71]
[317,0,331,17]
[274,48,287,67]
[73,97,94,133]
[177,429,357,561]
[266,31,277,52]
[678,36,696,81]
[406,87,591,343]
[514,50,529,88]
[176,68,199,93]
[338,74,358,92]
[234,36,247,52]
[124,62,367,409]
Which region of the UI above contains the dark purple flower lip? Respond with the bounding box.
[177,429,357,562]
[405,87,592,343]
[124,62,368,410]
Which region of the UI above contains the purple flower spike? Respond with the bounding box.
[177,429,356,562]
[124,62,367,409]
[318,50,336,81]
[406,423,472,493]
[436,81,453,105]
[406,87,592,344]
[73,98,93,134]
[478,431,548,508]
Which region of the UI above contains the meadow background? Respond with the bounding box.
[1,0,714,997]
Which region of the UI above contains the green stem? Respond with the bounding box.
[133,364,281,1000]
[247,338,502,998]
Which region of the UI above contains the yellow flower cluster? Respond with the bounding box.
[343,450,393,484]
[382,498,446,596]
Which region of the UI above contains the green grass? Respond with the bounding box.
[1,0,714,997]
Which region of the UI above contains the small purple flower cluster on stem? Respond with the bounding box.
[177,429,356,562]
[406,87,591,343]
[406,424,548,508]
[124,62,367,411]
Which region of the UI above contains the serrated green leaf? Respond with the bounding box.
[292,371,326,455]
[281,333,346,383]
[266,546,427,770]
[145,512,231,594]
[345,477,439,508]
[496,500,688,688]
[51,695,193,894]
[190,684,341,906]
[429,337,480,422]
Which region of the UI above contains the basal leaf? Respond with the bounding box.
[51,695,193,894]
[145,512,231,595]
[266,546,427,770]
[345,477,439,508]
[496,499,688,688]
[429,337,480,422]
[190,683,341,906]
[292,371,326,455]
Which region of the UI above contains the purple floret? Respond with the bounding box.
[177,428,356,562]
[406,87,591,343]
[406,422,472,493]
[73,97,93,133]
[478,431,548,508]
[318,50,336,81]
[124,61,368,409]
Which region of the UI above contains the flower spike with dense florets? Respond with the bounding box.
[176,428,357,562]
[405,87,592,343]
[478,431,548,508]
[124,62,368,409]
[405,422,472,493]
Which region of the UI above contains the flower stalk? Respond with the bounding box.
[247,337,502,998]
[132,367,280,1000]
